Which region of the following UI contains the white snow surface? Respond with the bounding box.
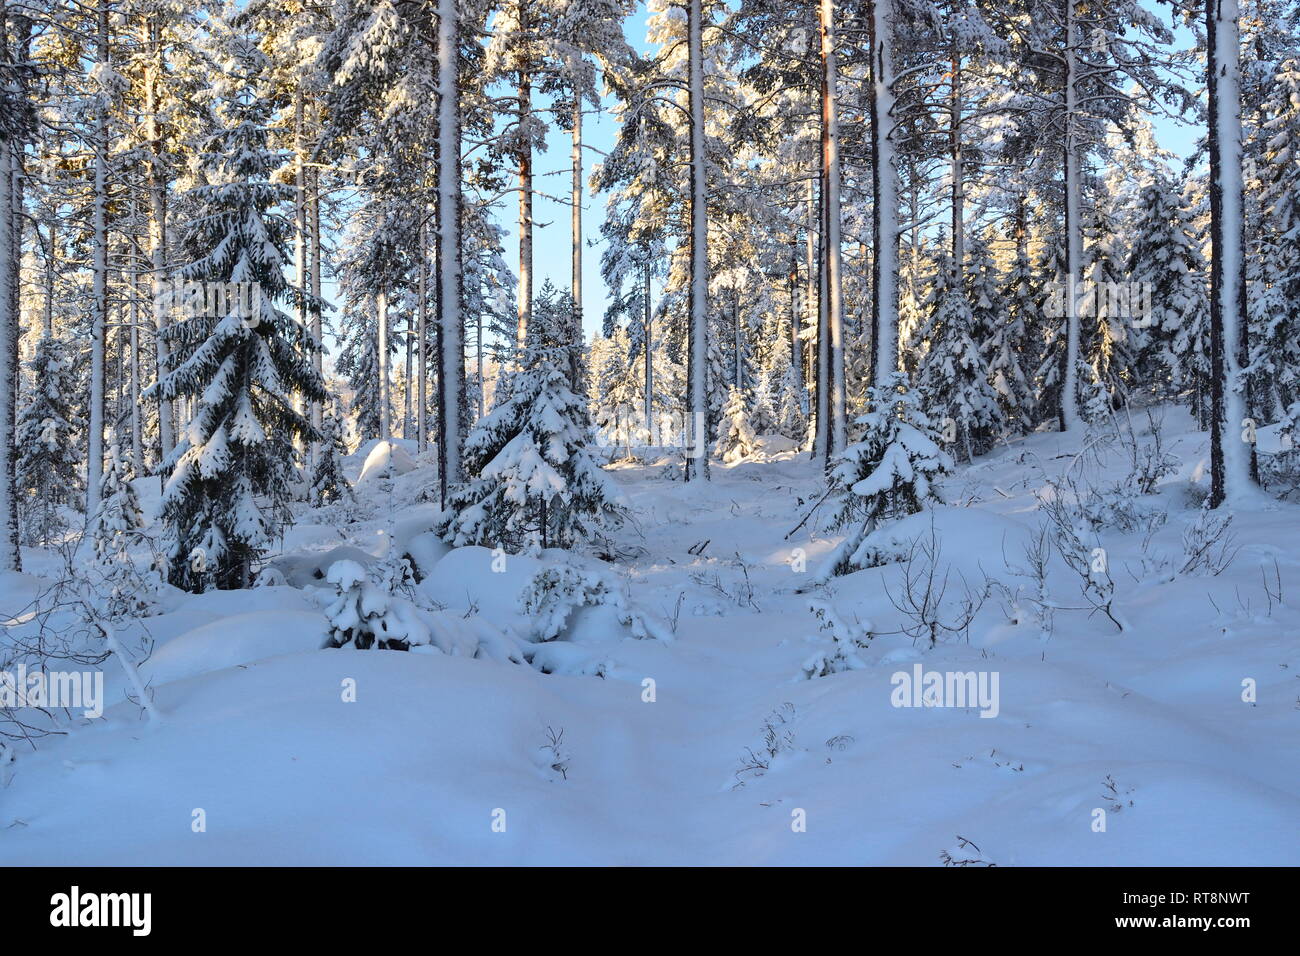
[1,407,1298,865]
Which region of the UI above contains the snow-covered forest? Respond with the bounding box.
[0,0,1298,869]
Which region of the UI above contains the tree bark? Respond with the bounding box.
[686,0,709,481]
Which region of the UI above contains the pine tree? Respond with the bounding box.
[16,334,80,545]
[155,30,325,591]
[436,346,627,554]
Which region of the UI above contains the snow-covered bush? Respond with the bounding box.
[320,559,526,662]
[517,560,675,645]
[816,374,952,579]
[800,600,873,679]
[323,559,428,650]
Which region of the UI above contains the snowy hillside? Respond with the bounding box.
[2,411,1296,866]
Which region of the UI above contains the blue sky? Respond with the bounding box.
[493,6,654,340]
[497,3,1205,342]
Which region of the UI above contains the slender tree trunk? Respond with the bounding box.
[643,260,653,430]
[87,0,110,518]
[869,0,899,385]
[1060,0,1082,431]
[404,312,414,438]
[788,248,805,409]
[803,183,816,413]
[515,1,533,357]
[418,217,428,451]
[950,46,964,275]
[1207,0,1253,506]
[436,0,464,501]
[309,161,323,463]
[686,0,709,481]
[572,96,582,357]
[820,0,845,460]
[41,223,51,335]
[144,18,174,460]
[377,290,390,439]
[131,268,143,471]
[0,6,17,570]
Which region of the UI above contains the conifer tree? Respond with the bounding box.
[16,334,81,545]
[155,29,325,590]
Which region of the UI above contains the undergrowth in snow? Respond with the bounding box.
[1,408,1298,865]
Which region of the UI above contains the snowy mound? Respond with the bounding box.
[356,440,419,485]
[141,609,332,686]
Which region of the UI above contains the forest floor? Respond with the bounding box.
[1,405,1298,865]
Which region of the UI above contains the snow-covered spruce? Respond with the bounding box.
[915,245,1001,463]
[800,599,873,679]
[714,384,759,464]
[16,334,81,545]
[152,37,325,591]
[90,429,146,567]
[811,373,952,582]
[310,405,354,508]
[435,345,627,554]
[320,558,525,661]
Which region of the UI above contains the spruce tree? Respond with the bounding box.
[310,405,354,507]
[916,246,1001,462]
[155,30,325,590]
[819,373,952,578]
[436,345,627,554]
[16,334,80,545]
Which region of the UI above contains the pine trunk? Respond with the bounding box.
[869,0,899,385]
[686,0,709,481]
[436,0,464,500]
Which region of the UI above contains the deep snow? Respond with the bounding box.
[1,408,1297,865]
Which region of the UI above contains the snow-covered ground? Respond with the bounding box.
[1,409,1297,865]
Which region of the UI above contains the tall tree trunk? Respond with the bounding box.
[309,161,323,463]
[131,267,143,471]
[515,1,532,357]
[418,217,428,451]
[869,0,899,385]
[377,290,390,439]
[788,248,805,411]
[0,3,18,570]
[144,17,174,460]
[1207,0,1253,506]
[804,179,816,406]
[436,0,464,501]
[686,0,709,481]
[643,260,653,431]
[87,0,110,519]
[1060,0,1082,431]
[950,45,964,275]
[571,95,582,366]
[404,312,414,437]
[820,0,845,460]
